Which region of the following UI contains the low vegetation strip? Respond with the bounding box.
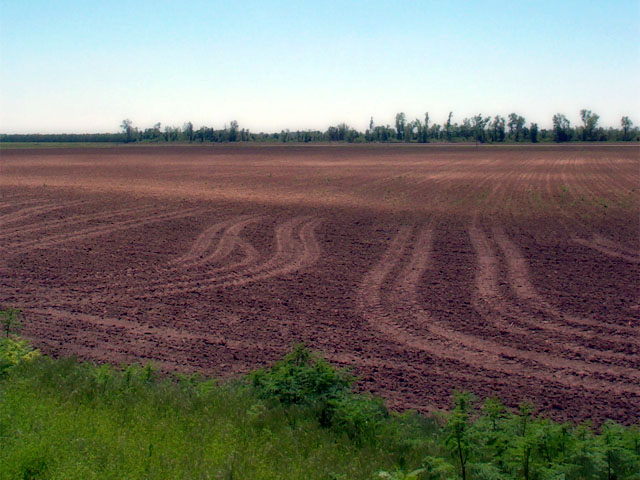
[0,319,638,479]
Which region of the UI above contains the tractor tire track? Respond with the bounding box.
[215,217,322,290]
[0,204,159,241]
[572,235,640,264]
[22,307,276,374]
[181,216,262,268]
[119,215,263,295]
[404,227,640,383]
[357,226,640,396]
[0,198,46,210]
[492,226,639,340]
[22,308,228,373]
[169,215,258,267]
[133,216,295,297]
[469,224,638,355]
[24,306,495,402]
[0,200,86,225]
[591,235,640,258]
[2,207,201,256]
[464,224,639,364]
[141,216,322,298]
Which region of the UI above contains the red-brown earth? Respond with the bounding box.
[1,144,638,424]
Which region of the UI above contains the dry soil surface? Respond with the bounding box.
[1,144,638,423]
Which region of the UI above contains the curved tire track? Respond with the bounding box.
[0,200,86,225]
[119,215,263,295]
[141,216,323,298]
[357,226,640,396]
[406,227,640,385]
[492,226,639,340]
[0,205,159,241]
[169,215,259,267]
[469,224,638,363]
[2,207,201,256]
[572,235,640,264]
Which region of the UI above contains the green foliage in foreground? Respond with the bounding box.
[0,339,638,480]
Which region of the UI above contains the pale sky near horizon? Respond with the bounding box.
[1,0,639,134]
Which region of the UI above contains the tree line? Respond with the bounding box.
[1,110,637,144]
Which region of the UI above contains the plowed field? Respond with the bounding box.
[1,144,638,423]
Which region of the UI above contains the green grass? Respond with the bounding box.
[0,346,438,480]
[0,338,638,479]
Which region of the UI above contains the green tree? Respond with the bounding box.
[422,112,430,143]
[164,125,180,142]
[553,113,572,142]
[600,421,640,480]
[507,113,526,141]
[120,119,134,143]
[367,117,375,141]
[405,119,421,142]
[395,112,406,141]
[475,397,509,472]
[569,422,606,478]
[621,116,633,141]
[580,109,600,141]
[529,122,539,143]
[229,120,239,142]
[516,402,536,480]
[471,114,491,143]
[445,112,453,141]
[251,344,352,407]
[460,118,472,139]
[491,115,506,142]
[183,121,194,142]
[429,123,441,141]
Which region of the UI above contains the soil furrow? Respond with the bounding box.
[140,216,320,297]
[0,199,85,225]
[468,223,638,356]
[572,236,640,264]
[357,226,640,395]
[399,227,640,389]
[0,204,159,240]
[3,208,201,255]
[119,215,263,293]
[492,226,639,340]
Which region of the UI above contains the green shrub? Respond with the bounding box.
[0,337,39,376]
[1,342,639,479]
[249,344,393,444]
[329,392,388,444]
[250,344,353,407]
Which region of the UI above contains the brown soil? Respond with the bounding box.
[1,144,638,424]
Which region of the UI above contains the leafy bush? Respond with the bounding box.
[0,336,39,376]
[1,341,638,479]
[251,344,353,407]
[329,392,388,444]
[250,344,394,444]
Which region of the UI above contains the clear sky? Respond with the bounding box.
[1,0,639,133]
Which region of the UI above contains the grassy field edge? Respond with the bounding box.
[1,333,638,480]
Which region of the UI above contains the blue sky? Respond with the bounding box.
[1,0,638,133]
